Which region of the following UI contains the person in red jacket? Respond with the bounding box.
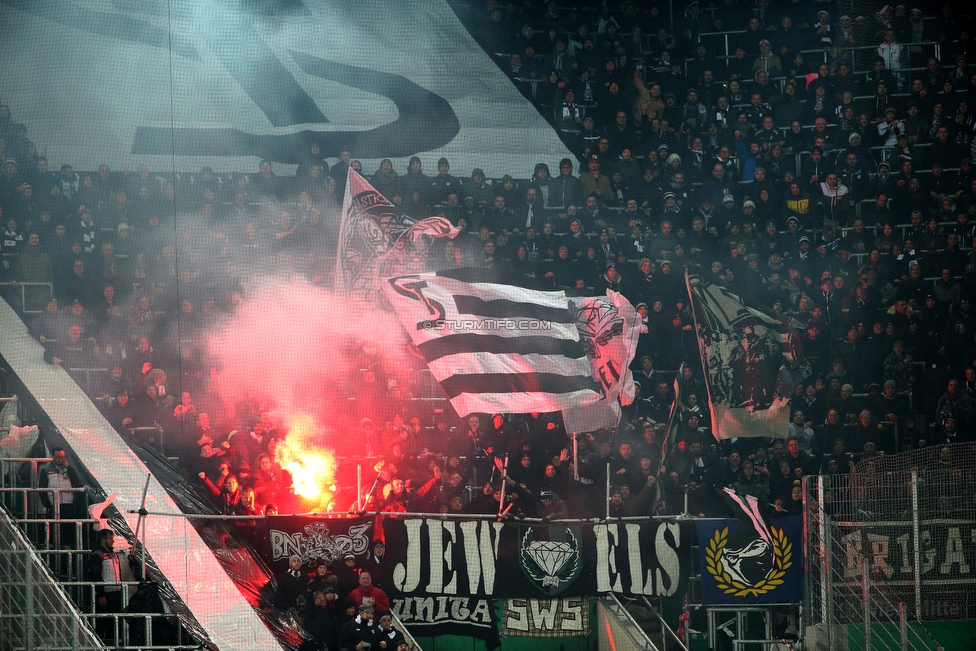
[347,570,390,613]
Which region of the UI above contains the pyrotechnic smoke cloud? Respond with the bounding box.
[207,275,416,510]
[208,275,413,426]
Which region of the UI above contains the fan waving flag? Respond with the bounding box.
[382,272,604,416]
[562,291,641,433]
[686,270,810,440]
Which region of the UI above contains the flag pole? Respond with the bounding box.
[605,462,611,519]
[572,433,579,481]
[134,474,151,580]
[364,460,386,513]
[356,463,362,512]
[497,454,509,517]
[660,362,685,469]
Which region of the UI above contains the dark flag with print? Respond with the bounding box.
[335,169,459,301]
[382,272,605,416]
[686,270,810,439]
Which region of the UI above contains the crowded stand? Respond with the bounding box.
[1,0,976,640]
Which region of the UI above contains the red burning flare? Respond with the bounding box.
[275,413,338,512]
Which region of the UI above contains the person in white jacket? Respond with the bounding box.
[878,29,904,87]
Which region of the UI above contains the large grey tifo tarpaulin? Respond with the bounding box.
[0,0,573,176]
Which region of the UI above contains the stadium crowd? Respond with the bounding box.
[1,1,975,549]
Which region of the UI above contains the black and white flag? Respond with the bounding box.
[561,291,641,433]
[686,271,809,440]
[382,273,604,416]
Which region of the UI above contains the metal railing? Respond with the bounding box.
[598,594,661,651]
[802,455,969,650]
[0,281,54,313]
[0,502,104,651]
[0,475,204,650]
[58,581,201,649]
[639,595,689,651]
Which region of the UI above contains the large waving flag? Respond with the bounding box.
[686,270,809,440]
[336,169,458,300]
[562,291,641,433]
[382,272,605,416]
[335,168,415,299]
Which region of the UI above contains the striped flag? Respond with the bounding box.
[686,270,809,440]
[719,486,772,546]
[382,273,604,416]
[562,291,641,433]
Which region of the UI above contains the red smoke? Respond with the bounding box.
[207,277,413,509]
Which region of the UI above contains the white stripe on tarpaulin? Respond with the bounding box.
[383,273,603,417]
[428,352,591,378]
[438,389,604,420]
[0,299,283,651]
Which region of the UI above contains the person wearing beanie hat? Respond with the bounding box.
[394,155,426,199]
[1,157,18,190]
[275,554,310,611]
[376,612,405,650]
[429,156,460,205]
[337,599,378,651]
[305,561,333,600]
[305,584,341,650]
[462,167,491,208]
[549,157,584,209]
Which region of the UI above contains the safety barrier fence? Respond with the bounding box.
[598,594,666,651]
[0,503,105,651]
[0,281,54,314]
[802,443,975,650]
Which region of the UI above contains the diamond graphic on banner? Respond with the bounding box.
[519,526,582,596]
[525,541,574,575]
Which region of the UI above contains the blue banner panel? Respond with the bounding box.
[696,515,803,604]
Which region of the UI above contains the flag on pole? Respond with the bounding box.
[686,270,809,440]
[0,424,39,458]
[89,491,117,532]
[659,362,686,466]
[562,291,641,433]
[335,168,458,300]
[335,168,415,299]
[382,272,605,416]
[719,486,773,546]
[377,217,460,280]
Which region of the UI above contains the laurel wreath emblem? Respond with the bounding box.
[704,526,792,597]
